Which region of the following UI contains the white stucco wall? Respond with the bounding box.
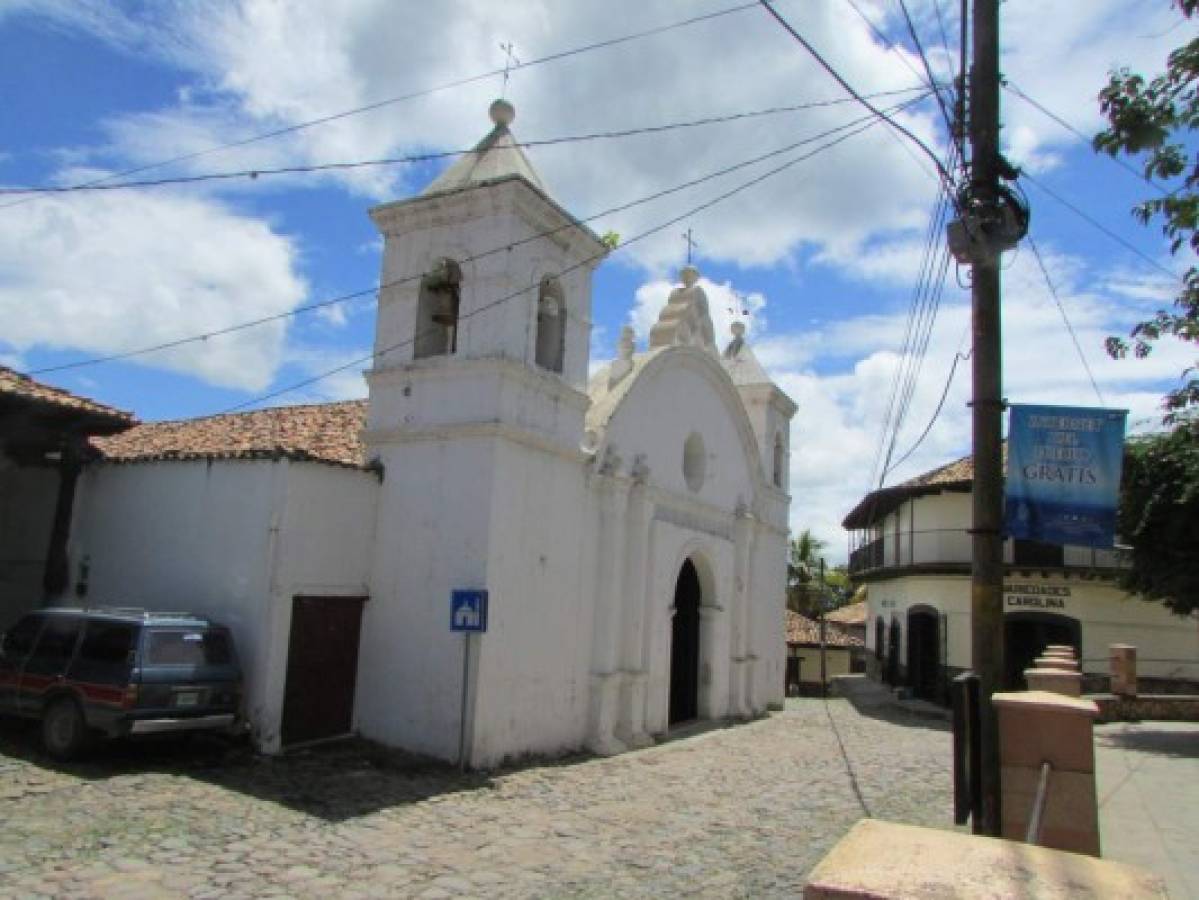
[0,463,58,627]
[70,459,378,751]
[865,573,1199,682]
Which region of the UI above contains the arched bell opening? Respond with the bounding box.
[414,258,462,359]
[534,276,566,373]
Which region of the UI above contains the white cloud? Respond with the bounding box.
[0,190,306,391]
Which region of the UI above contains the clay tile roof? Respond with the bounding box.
[825,601,868,626]
[0,366,134,427]
[92,400,368,469]
[785,610,864,648]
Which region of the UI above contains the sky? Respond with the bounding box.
[1,0,1195,562]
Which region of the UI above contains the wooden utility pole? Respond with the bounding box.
[968,0,1005,837]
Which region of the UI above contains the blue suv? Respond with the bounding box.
[0,608,243,759]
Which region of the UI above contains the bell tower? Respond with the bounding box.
[356,102,610,765]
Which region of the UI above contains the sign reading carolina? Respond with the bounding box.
[1005,404,1127,549]
[1004,582,1071,610]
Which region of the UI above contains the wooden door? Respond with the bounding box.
[282,596,366,746]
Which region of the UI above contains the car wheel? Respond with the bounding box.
[42,697,89,761]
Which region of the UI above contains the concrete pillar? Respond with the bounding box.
[994,691,1100,856]
[1110,644,1137,698]
[1024,668,1082,697]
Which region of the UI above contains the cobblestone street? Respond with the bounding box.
[0,698,954,899]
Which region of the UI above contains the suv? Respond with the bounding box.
[0,607,242,759]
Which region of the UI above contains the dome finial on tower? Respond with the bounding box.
[489,98,515,128]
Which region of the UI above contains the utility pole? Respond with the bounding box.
[967,0,1005,837]
[818,557,828,697]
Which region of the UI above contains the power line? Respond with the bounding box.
[219,111,895,414]
[1,2,761,209]
[27,95,928,379]
[885,340,972,478]
[1020,170,1179,281]
[757,0,957,193]
[1027,234,1106,406]
[0,88,927,197]
[896,0,955,137]
[1004,82,1170,197]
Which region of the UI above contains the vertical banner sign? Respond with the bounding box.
[1005,404,1127,548]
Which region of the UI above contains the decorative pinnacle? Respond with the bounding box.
[680,265,700,287]
[489,99,515,127]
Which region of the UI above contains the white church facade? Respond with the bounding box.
[27,100,797,766]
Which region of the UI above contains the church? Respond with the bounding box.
[3,100,796,767]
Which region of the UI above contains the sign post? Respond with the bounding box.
[450,589,488,771]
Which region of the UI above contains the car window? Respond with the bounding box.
[145,629,232,666]
[28,616,82,666]
[3,616,43,661]
[77,621,137,665]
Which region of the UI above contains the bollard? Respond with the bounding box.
[1110,644,1137,698]
[1024,667,1082,698]
[994,691,1100,856]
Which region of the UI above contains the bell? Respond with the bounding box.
[430,288,458,326]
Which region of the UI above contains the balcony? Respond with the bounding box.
[847,529,1127,577]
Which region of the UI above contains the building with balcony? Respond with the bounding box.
[842,452,1199,701]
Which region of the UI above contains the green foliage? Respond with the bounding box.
[787,529,831,616]
[1094,1,1199,420]
[1117,421,1199,614]
[600,230,621,251]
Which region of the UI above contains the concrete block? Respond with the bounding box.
[1000,766,1100,856]
[1111,644,1138,698]
[1034,656,1079,672]
[803,819,1166,899]
[994,691,1097,773]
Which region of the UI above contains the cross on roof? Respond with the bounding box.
[682,227,699,265]
[499,42,520,99]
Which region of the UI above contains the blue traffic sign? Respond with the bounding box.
[450,589,488,633]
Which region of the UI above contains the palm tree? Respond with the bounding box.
[787,529,827,616]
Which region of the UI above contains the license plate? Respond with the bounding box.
[174,691,199,708]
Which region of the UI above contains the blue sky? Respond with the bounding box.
[1,1,1195,556]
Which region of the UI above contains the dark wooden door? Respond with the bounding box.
[669,560,701,725]
[1004,614,1080,689]
[906,610,939,701]
[282,596,366,746]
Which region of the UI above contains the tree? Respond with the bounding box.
[1094,0,1199,420]
[787,529,828,616]
[1118,425,1199,615]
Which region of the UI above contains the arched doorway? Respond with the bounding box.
[1005,612,1081,688]
[669,559,702,725]
[906,606,940,701]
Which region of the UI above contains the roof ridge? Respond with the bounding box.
[129,397,367,429]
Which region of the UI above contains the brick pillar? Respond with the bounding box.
[994,691,1100,856]
[1110,644,1137,698]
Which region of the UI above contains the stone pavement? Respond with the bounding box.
[1096,721,1199,900]
[0,698,954,898]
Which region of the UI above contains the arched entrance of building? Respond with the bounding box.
[669,558,702,725]
[1005,612,1081,688]
[906,606,940,701]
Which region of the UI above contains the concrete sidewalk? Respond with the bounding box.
[1095,721,1199,899]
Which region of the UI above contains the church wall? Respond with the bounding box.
[0,463,57,627]
[749,522,788,711]
[69,460,279,742]
[68,459,378,752]
[467,439,593,767]
[355,436,501,762]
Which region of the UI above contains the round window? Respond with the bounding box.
[683,432,706,492]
